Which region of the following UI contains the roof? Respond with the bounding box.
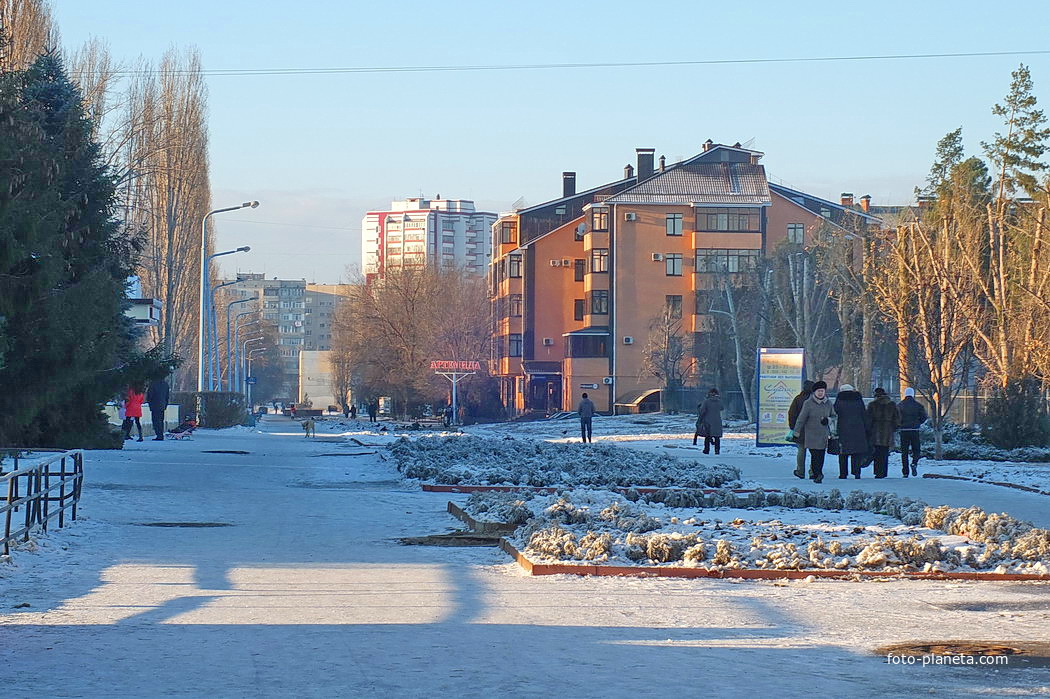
[613,388,662,406]
[521,360,561,374]
[602,162,772,206]
[562,326,610,336]
[768,183,882,224]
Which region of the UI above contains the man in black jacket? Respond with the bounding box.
[897,387,929,477]
[787,380,814,479]
[146,374,170,441]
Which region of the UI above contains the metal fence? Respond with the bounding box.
[1,449,84,556]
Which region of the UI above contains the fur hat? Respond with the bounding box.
[904,387,916,397]
[873,387,887,396]
[839,383,855,392]
[802,380,815,393]
[812,380,827,391]
[708,387,720,396]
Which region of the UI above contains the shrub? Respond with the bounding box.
[981,379,1050,449]
[170,391,246,428]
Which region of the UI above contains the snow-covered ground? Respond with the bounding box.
[923,459,1050,494]
[2,415,1049,697]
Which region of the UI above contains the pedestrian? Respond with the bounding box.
[124,383,146,442]
[577,392,595,443]
[787,380,815,479]
[145,373,170,441]
[867,387,900,478]
[342,403,350,419]
[833,384,872,479]
[289,403,297,419]
[349,404,357,420]
[367,401,378,423]
[897,387,928,477]
[790,380,835,483]
[695,388,724,454]
[443,404,453,428]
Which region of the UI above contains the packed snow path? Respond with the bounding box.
[1,416,1047,697]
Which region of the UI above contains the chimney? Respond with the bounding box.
[702,139,714,152]
[562,171,576,198]
[636,148,655,180]
[658,155,666,172]
[840,192,854,207]
[859,194,871,213]
[624,163,635,179]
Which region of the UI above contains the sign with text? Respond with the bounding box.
[430,360,483,372]
[756,348,805,447]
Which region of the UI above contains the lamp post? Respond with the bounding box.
[241,336,264,395]
[246,346,267,410]
[208,266,248,389]
[198,203,258,392]
[226,296,257,390]
[233,315,259,393]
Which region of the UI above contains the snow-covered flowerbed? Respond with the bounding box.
[466,489,1050,575]
[919,423,1050,462]
[470,413,753,442]
[392,435,741,488]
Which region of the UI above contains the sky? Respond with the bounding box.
[51,1,1050,284]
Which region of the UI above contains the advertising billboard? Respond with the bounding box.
[756,348,805,447]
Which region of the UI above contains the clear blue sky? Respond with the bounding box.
[52,0,1050,283]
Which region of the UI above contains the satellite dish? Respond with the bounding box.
[511,196,528,211]
[576,223,586,235]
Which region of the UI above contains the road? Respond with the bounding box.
[1,416,1047,697]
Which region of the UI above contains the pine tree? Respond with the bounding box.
[983,64,1050,200]
[0,52,140,447]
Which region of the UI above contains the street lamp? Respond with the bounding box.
[241,336,264,395]
[198,204,258,392]
[246,347,268,411]
[226,296,257,391]
[233,315,259,393]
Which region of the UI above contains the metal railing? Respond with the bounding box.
[1,449,84,556]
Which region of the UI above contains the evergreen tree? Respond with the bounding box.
[0,52,141,447]
[982,64,1050,199]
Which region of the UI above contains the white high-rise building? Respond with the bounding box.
[362,197,495,278]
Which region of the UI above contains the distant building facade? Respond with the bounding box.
[221,274,353,397]
[490,142,883,416]
[362,197,496,278]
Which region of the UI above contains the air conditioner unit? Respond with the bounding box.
[602,377,614,385]
[549,259,561,267]
[542,338,554,346]
[625,212,638,221]
[623,336,634,345]
[652,253,664,262]
[561,258,571,266]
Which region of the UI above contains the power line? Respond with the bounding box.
[223,218,359,231]
[71,49,1050,78]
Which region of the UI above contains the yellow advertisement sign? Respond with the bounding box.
[756,348,805,446]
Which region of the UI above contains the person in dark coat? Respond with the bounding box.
[897,387,928,477]
[367,401,378,423]
[791,381,835,483]
[695,388,724,454]
[867,387,900,478]
[349,404,357,420]
[578,393,595,443]
[787,380,815,479]
[145,374,170,441]
[832,384,871,479]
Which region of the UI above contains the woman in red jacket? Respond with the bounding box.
[124,384,146,442]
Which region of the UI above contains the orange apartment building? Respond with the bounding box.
[491,142,880,416]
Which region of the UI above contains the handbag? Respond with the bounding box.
[826,437,841,455]
[697,422,709,438]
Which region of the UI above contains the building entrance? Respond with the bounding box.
[527,375,562,415]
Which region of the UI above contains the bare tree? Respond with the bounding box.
[767,243,837,381]
[641,305,693,413]
[0,0,57,72]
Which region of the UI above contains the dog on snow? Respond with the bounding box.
[301,418,315,438]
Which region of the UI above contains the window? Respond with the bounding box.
[590,290,609,315]
[665,253,683,276]
[500,221,517,244]
[666,213,683,236]
[820,207,832,219]
[695,248,761,273]
[695,207,761,232]
[666,295,683,319]
[509,293,523,317]
[787,223,805,244]
[574,258,585,282]
[508,254,522,278]
[574,299,585,321]
[568,335,609,358]
[508,333,523,357]
[591,207,609,232]
[591,248,609,273]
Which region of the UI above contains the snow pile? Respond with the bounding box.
[464,491,535,526]
[391,435,741,488]
[479,489,1050,575]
